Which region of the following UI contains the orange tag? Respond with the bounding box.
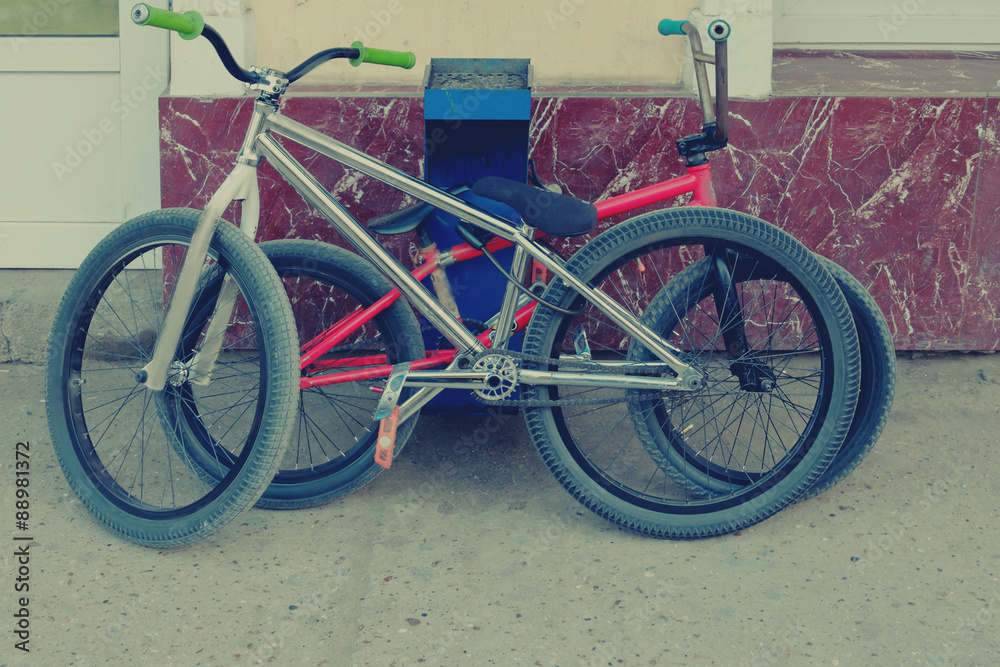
[374,405,400,469]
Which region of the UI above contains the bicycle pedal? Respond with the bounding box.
[373,361,411,420]
[375,405,400,470]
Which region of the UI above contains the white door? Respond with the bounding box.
[775,0,1000,49]
[0,1,167,268]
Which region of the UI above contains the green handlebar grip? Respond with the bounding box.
[131,3,204,40]
[349,41,416,69]
[657,19,690,36]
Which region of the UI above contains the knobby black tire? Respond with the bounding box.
[798,255,896,500]
[521,207,862,539]
[256,240,425,509]
[638,253,895,502]
[45,208,299,547]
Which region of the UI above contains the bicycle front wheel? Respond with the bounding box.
[522,207,861,539]
[45,208,299,547]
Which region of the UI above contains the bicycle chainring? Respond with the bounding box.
[471,353,518,401]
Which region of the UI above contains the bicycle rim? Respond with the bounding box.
[627,253,836,495]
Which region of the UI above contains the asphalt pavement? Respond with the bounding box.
[2,269,998,666]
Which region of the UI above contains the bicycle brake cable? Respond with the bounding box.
[478,245,583,317]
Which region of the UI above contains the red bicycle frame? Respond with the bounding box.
[298,161,717,390]
[299,17,729,390]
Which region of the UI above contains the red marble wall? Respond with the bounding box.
[160,94,1000,349]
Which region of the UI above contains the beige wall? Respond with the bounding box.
[245,0,700,86]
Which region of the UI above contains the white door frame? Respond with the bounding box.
[0,2,168,268]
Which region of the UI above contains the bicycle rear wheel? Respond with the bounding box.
[624,253,896,502]
[522,207,861,539]
[45,208,299,547]
[799,255,896,500]
[159,240,425,509]
[258,240,425,508]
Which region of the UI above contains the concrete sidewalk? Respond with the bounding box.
[0,270,72,364]
[2,269,999,665]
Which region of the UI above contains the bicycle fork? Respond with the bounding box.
[710,247,776,393]
[136,162,261,391]
[136,101,273,392]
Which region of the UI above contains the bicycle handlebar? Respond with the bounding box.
[131,3,203,40]
[131,4,416,88]
[658,17,730,147]
[350,42,416,70]
[657,19,689,36]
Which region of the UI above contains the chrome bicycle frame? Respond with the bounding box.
[138,99,704,396]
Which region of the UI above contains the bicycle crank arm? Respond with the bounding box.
[403,370,490,389]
